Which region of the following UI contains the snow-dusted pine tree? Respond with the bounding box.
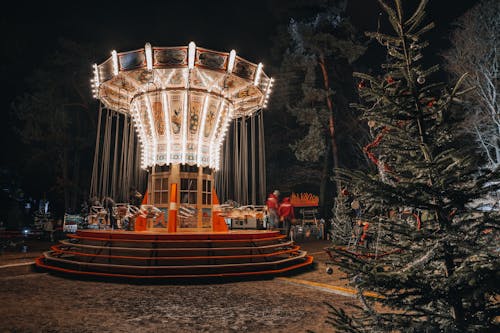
[278,1,366,217]
[327,1,500,332]
[331,188,355,245]
[443,0,500,170]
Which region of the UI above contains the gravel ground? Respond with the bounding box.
[0,239,355,333]
[0,272,351,333]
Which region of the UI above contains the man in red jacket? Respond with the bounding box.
[266,190,280,230]
[278,197,294,239]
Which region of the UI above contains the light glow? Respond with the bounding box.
[93,64,100,87]
[214,106,234,170]
[161,91,172,164]
[111,50,119,76]
[181,91,189,163]
[254,63,263,86]
[197,95,210,165]
[91,64,100,98]
[131,103,149,169]
[227,50,236,73]
[145,42,153,70]
[209,100,226,167]
[188,42,196,69]
[144,95,158,166]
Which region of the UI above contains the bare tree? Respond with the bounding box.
[443,0,500,169]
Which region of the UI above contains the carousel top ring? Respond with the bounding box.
[91,42,273,170]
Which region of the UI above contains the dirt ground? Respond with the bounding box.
[0,238,357,333]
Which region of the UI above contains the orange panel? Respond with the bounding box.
[167,183,178,232]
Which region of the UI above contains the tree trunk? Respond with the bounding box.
[443,241,466,331]
[71,151,80,212]
[318,55,341,194]
[63,147,70,212]
[319,140,332,218]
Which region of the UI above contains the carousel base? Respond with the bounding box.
[35,229,313,279]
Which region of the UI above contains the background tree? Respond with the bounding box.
[12,39,97,214]
[328,1,500,332]
[443,0,500,170]
[272,0,367,217]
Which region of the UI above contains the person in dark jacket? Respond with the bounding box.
[278,197,294,239]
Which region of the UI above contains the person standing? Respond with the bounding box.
[266,190,280,230]
[103,197,117,229]
[278,197,294,239]
[44,219,54,242]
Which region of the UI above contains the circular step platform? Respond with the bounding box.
[35,230,313,279]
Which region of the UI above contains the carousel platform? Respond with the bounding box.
[35,229,313,279]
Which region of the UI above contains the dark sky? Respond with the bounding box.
[0,0,479,174]
[2,0,479,73]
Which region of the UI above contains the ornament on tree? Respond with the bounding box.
[358,80,366,89]
[417,76,426,84]
[386,76,395,83]
[427,100,435,107]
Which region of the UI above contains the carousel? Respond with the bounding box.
[35,42,313,279]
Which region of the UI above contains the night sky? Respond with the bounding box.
[0,0,479,187]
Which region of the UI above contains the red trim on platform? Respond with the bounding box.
[50,244,301,260]
[75,230,280,240]
[35,255,314,279]
[69,231,284,243]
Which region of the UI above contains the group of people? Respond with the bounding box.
[265,190,295,239]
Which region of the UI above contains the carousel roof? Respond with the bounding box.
[91,43,273,170]
[91,42,273,118]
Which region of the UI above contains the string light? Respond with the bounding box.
[145,42,153,70]
[227,50,236,73]
[111,50,119,76]
[188,41,196,69]
[254,63,263,86]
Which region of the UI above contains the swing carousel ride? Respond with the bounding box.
[36,42,313,279]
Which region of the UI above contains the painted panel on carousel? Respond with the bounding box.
[153,47,188,67]
[196,48,227,70]
[152,99,165,136]
[189,93,202,136]
[233,57,256,80]
[204,98,219,138]
[99,58,114,82]
[169,93,183,135]
[119,50,146,71]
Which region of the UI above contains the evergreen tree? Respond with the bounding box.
[276,0,366,216]
[12,39,97,213]
[328,1,500,332]
[331,187,355,245]
[443,0,500,170]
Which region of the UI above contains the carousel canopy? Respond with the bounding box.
[91,42,273,170]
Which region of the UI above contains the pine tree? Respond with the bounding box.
[277,0,367,216]
[12,39,97,213]
[328,1,500,332]
[331,188,355,245]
